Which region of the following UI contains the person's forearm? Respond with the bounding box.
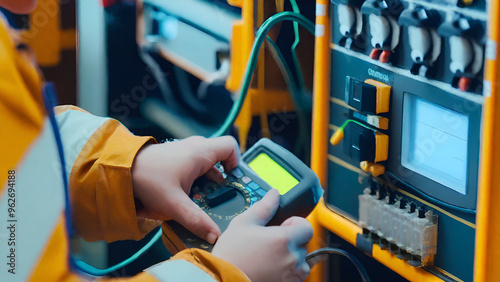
[55,105,158,242]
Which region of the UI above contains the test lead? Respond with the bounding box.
[330,119,376,146]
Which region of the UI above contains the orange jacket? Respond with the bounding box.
[0,14,249,281]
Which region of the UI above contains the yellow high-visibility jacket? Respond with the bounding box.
[0,15,249,281]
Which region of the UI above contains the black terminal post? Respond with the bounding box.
[418,206,426,218]
[370,178,379,195]
[388,191,396,205]
[399,198,407,210]
[377,187,386,201]
[408,202,417,214]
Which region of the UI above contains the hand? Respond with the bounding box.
[131,136,240,244]
[212,189,313,282]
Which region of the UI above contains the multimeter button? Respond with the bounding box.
[251,196,258,203]
[241,176,252,184]
[255,188,267,197]
[248,182,260,190]
[215,163,224,172]
[231,168,244,178]
[206,186,237,207]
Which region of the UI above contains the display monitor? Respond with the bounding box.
[401,94,469,195]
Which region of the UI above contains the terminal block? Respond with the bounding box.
[359,188,438,266]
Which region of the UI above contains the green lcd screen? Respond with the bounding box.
[248,153,299,195]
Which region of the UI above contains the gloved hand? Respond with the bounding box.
[212,189,313,282]
[131,136,240,244]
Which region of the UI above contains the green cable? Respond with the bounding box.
[74,228,162,276]
[339,119,376,131]
[75,228,162,276]
[211,11,315,138]
[289,0,306,93]
[331,119,376,146]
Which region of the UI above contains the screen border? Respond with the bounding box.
[387,90,481,210]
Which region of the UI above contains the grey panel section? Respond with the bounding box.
[143,0,239,42]
[77,0,108,116]
[327,44,478,282]
[141,0,240,79]
[152,20,227,74]
[330,50,481,209]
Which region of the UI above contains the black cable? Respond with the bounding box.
[173,65,210,115]
[265,36,310,160]
[306,247,371,282]
[138,45,183,110]
[385,171,476,215]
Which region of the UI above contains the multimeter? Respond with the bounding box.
[162,138,323,253]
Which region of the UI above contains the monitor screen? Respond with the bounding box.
[401,93,469,195]
[248,153,299,195]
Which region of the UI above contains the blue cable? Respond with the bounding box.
[73,228,163,276]
[41,83,74,237]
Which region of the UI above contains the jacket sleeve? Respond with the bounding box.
[158,249,251,281]
[94,249,249,282]
[55,105,159,242]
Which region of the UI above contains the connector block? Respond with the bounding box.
[359,188,438,266]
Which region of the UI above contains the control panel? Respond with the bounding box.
[324,0,487,280]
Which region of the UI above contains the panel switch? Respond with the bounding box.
[345,77,391,114]
[343,122,389,163]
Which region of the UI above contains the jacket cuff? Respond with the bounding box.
[95,124,157,242]
[170,249,250,282]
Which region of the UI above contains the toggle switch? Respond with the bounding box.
[343,122,389,163]
[345,77,391,114]
[206,186,237,207]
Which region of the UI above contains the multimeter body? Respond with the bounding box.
[162,138,323,253]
